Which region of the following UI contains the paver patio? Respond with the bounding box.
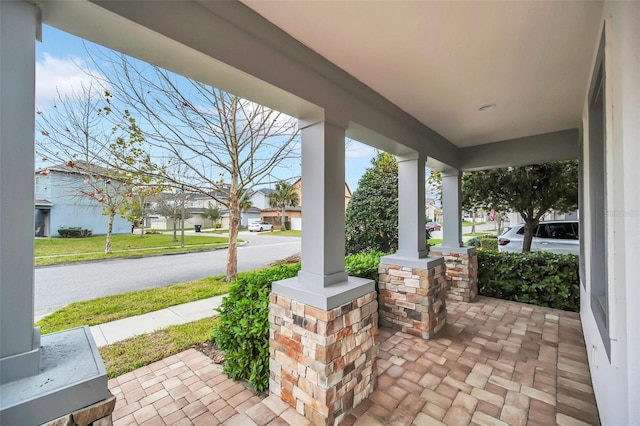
[109,296,599,425]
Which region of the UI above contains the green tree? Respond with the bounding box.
[462,161,579,252]
[345,153,399,254]
[203,202,221,226]
[268,181,299,230]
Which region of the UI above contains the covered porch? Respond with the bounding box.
[1,0,638,424]
[107,297,598,425]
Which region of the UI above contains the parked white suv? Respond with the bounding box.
[498,221,579,255]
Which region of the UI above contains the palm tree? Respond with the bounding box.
[268,181,299,231]
[239,198,252,228]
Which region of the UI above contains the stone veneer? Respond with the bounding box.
[429,247,478,302]
[268,291,378,426]
[378,257,447,339]
[42,395,115,426]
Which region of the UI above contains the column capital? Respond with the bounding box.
[440,168,461,178]
[396,151,426,163]
[298,112,348,131]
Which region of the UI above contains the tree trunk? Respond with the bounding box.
[522,218,539,252]
[281,206,286,231]
[172,218,178,242]
[471,210,476,234]
[226,193,240,282]
[140,217,145,238]
[105,212,115,254]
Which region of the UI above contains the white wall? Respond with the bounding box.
[580,2,640,424]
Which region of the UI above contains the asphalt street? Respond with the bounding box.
[34,232,300,318]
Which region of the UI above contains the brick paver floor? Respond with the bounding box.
[109,296,599,425]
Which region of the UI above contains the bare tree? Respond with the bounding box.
[92,53,300,281]
[36,85,161,253]
[152,191,193,242]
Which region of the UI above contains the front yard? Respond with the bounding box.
[35,233,232,265]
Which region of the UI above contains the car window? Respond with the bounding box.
[516,227,525,235]
[536,223,579,239]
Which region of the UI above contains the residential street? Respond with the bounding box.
[34,232,300,319]
[34,223,499,319]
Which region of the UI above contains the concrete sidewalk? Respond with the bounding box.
[89,295,225,347]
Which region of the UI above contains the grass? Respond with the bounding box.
[260,229,301,237]
[36,276,231,334]
[35,234,231,266]
[428,238,443,246]
[463,232,497,237]
[462,221,487,226]
[99,317,215,378]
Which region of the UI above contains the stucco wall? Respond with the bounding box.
[580,2,640,424]
[36,172,131,236]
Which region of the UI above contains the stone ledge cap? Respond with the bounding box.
[380,255,444,269]
[430,245,477,255]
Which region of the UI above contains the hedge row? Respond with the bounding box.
[478,251,580,312]
[58,228,92,238]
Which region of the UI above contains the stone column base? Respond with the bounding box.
[378,256,447,339]
[42,395,116,426]
[430,246,478,302]
[269,291,378,426]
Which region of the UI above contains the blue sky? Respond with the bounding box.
[35,25,378,191]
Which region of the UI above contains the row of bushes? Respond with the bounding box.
[212,249,579,392]
[466,234,499,251]
[58,227,92,238]
[478,251,579,311]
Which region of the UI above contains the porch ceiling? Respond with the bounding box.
[242,1,603,149]
[37,0,603,168]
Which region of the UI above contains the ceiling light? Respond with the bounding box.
[478,104,496,111]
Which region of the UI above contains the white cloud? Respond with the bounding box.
[36,53,104,107]
[345,139,378,159]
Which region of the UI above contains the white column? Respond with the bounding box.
[441,170,463,248]
[0,0,41,383]
[396,153,428,258]
[272,117,374,310]
[298,119,349,286]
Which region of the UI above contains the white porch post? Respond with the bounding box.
[272,117,374,309]
[298,118,349,287]
[0,0,41,383]
[441,169,463,247]
[431,169,478,303]
[396,153,429,258]
[1,4,114,424]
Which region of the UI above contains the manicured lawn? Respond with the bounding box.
[260,229,301,237]
[428,238,443,246]
[35,234,231,266]
[99,317,215,378]
[462,221,487,226]
[463,232,497,237]
[36,276,231,334]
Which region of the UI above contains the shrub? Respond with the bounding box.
[212,250,386,393]
[284,221,291,231]
[58,227,92,238]
[466,237,481,247]
[211,263,300,392]
[478,251,580,311]
[345,250,385,290]
[479,236,498,252]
